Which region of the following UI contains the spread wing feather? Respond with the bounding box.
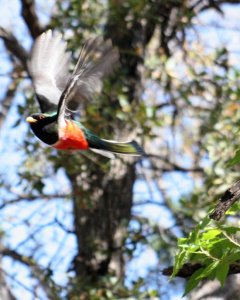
[28,30,71,112]
[57,36,119,123]
[28,31,119,116]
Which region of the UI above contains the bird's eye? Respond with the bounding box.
[39,115,45,120]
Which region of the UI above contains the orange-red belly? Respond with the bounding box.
[53,120,89,150]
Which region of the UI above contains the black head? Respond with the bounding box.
[26,112,59,145]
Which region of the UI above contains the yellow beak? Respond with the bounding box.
[26,116,37,123]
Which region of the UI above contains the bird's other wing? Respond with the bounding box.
[57,36,119,122]
[28,30,71,112]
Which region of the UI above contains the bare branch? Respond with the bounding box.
[209,180,240,221]
[163,262,240,278]
[1,247,61,300]
[0,27,28,70]
[21,0,43,38]
[0,77,19,128]
[0,28,29,127]
[15,221,56,249]
[0,267,34,299]
[134,200,166,207]
[0,267,17,300]
[163,263,202,278]
[54,217,75,234]
[0,193,70,210]
[148,154,204,173]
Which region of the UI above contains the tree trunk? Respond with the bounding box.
[66,159,136,288]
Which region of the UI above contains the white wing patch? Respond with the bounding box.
[28,30,71,107]
[28,31,119,117]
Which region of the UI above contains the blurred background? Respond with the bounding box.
[1,0,240,299]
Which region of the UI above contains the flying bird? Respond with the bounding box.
[26,30,144,158]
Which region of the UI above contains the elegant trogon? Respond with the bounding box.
[26,30,144,158]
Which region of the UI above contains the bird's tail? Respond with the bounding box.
[89,138,144,158]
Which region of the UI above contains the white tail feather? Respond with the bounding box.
[90,148,115,159]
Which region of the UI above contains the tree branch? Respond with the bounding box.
[1,247,60,300]
[54,217,75,234]
[162,262,240,278]
[21,0,43,39]
[0,27,28,70]
[0,267,17,300]
[0,267,33,299]
[209,179,240,221]
[0,77,19,128]
[148,154,204,173]
[0,193,69,210]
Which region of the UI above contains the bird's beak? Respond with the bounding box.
[26,116,37,123]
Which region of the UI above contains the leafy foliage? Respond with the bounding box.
[172,216,240,295]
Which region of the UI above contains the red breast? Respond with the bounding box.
[53,120,89,150]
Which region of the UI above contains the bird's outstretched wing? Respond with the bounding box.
[28,30,71,112]
[57,36,119,124]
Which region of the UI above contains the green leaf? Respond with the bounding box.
[188,229,199,243]
[195,261,219,280]
[201,229,221,240]
[178,238,187,246]
[171,250,188,278]
[226,149,240,167]
[215,261,229,286]
[184,261,219,296]
[226,251,240,262]
[223,226,240,235]
[197,216,211,230]
[183,268,204,296]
